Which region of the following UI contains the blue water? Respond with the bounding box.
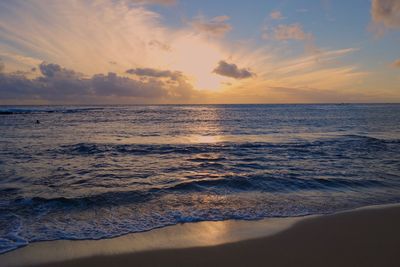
[0,104,400,254]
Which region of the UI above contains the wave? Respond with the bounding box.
[341,134,400,144]
[168,175,388,193]
[7,173,390,215]
[57,134,400,157]
[58,143,221,156]
[12,190,153,211]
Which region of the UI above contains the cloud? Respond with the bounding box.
[213,61,254,79]
[262,23,315,52]
[39,62,80,78]
[126,67,181,79]
[274,23,312,41]
[392,59,400,68]
[0,67,88,103]
[0,63,195,104]
[191,15,232,37]
[237,46,366,93]
[125,67,194,97]
[262,23,317,53]
[91,72,166,98]
[371,0,400,29]
[270,11,284,20]
[0,51,42,67]
[148,40,171,51]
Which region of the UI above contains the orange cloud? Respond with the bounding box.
[274,23,312,41]
[392,59,400,68]
[128,0,177,5]
[270,11,284,20]
[190,16,232,37]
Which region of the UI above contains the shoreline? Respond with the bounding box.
[1,203,399,267]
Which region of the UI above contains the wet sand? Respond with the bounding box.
[1,204,399,267]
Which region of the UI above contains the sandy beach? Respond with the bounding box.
[1,204,399,267]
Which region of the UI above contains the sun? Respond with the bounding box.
[168,34,228,91]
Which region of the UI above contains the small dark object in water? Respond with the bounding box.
[36,120,40,124]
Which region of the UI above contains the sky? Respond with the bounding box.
[0,0,399,104]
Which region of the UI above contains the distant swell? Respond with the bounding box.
[0,107,102,115]
[58,135,400,157]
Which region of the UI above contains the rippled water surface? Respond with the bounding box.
[1,104,400,253]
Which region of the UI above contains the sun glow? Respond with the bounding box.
[169,34,228,90]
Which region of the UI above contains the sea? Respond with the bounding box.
[0,104,399,254]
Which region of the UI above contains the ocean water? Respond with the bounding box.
[0,104,400,253]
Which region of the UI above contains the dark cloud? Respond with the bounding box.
[371,0,400,29]
[125,68,194,99]
[213,61,254,79]
[0,72,40,100]
[0,63,194,104]
[0,64,85,102]
[39,63,62,77]
[126,68,172,77]
[0,60,4,72]
[126,68,182,79]
[39,62,81,79]
[92,72,166,98]
[191,16,232,37]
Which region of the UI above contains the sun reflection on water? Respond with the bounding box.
[187,135,223,144]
